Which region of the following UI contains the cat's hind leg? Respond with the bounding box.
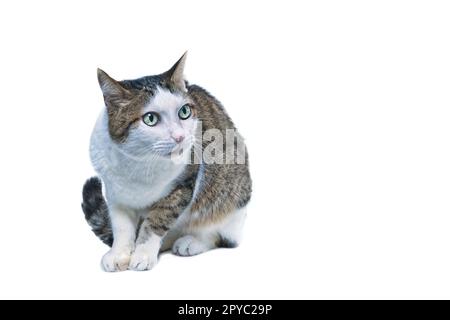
[172,234,214,256]
[172,206,247,256]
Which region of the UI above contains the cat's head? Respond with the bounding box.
[97,53,197,160]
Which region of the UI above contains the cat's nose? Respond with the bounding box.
[172,134,185,143]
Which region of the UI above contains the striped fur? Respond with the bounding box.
[82,54,252,271]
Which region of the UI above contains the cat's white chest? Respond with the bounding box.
[102,159,183,208]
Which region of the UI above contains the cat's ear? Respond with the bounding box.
[164,52,187,91]
[97,68,130,105]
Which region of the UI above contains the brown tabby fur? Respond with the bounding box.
[83,53,251,246]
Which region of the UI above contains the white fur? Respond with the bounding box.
[90,87,246,271]
[102,249,131,272]
[101,205,137,272]
[90,108,190,209]
[167,206,248,256]
[172,235,212,256]
[91,87,195,271]
[129,233,162,271]
[216,206,247,244]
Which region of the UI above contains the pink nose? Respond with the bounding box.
[173,135,184,143]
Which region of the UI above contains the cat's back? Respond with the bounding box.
[187,84,252,219]
[188,84,235,131]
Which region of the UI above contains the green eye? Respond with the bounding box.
[178,104,192,120]
[142,112,158,126]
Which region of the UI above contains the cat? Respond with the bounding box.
[81,53,252,271]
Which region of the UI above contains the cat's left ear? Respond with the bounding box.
[164,52,188,91]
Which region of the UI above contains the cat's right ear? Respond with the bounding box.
[97,68,130,105]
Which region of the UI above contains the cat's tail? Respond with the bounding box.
[81,177,113,247]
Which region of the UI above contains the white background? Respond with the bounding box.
[0,0,449,299]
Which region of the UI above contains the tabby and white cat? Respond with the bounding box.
[82,53,252,271]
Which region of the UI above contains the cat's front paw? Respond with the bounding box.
[101,250,131,272]
[128,247,158,271]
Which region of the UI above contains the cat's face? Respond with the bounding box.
[125,87,198,159]
[97,53,197,160]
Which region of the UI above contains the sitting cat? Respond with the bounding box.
[81,53,252,271]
